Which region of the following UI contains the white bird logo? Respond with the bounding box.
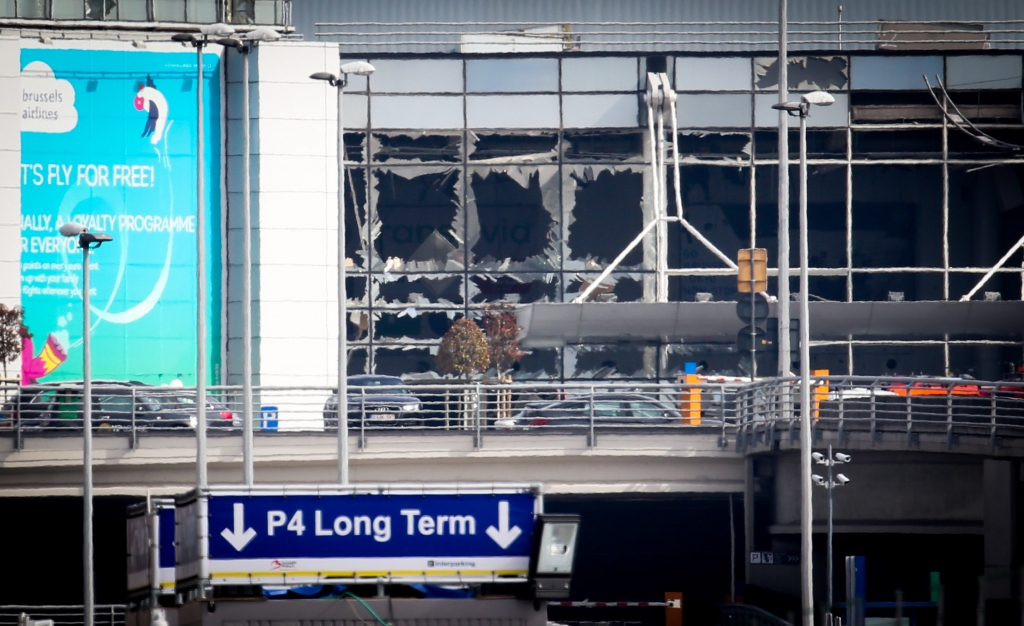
[134,75,168,144]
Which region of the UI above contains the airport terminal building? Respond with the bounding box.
[1,0,1023,388]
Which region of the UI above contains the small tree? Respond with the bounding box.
[0,304,24,381]
[436,318,490,378]
[481,303,525,378]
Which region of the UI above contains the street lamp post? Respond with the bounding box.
[773,90,835,626]
[216,27,281,486]
[58,222,113,626]
[814,447,852,623]
[310,61,375,485]
[172,22,234,494]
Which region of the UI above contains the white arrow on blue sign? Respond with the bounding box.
[194,487,540,585]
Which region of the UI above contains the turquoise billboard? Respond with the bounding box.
[19,46,221,385]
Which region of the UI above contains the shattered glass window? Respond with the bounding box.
[374,347,437,376]
[565,273,644,303]
[375,310,456,341]
[468,167,558,270]
[676,131,752,160]
[469,132,558,163]
[372,169,464,270]
[564,131,644,162]
[376,275,464,306]
[565,345,651,379]
[754,56,849,91]
[566,167,645,268]
[372,133,461,163]
[469,274,559,304]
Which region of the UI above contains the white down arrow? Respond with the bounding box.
[221,502,257,551]
[485,500,522,549]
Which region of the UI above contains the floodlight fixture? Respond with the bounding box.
[340,60,375,76]
[529,514,580,600]
[801,90,836,106]
[59,222,87,237]
[199,22,235,36]
[171,33,196,44]
[214,37,244,49]
[245,27,282,41]
[771,101,802,112]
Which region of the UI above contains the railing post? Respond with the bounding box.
[473,383,482,449]
[130,387,137,450]
[905,387,913,448]
[869,385,878,445]
[587,385,596,449]
[358,387,366,449]
[837,383,845,445]
[990,385,999,452]
[15,388,22,450]
[946,383,955,450]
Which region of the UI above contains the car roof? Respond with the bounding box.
[348,375,404,384]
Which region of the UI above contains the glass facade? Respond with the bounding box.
[0,0,285,23]
[338,53,1024,380]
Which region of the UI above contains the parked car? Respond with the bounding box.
[0,381,238,431]
[496,392,683,429]
[323,375,424,427]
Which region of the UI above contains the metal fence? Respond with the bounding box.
[734,376,1024,452]
[3,377,1024,452]
[0,381,739,449]
[0,606,124,626]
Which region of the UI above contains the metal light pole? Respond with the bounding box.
[777,0,790,377]
[774,90,835,626]
[311,61,375,485]
[59,222,113,626]
[814,447,852,622]
[173,23,234,493]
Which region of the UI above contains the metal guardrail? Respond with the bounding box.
[734,376,1024,453]
[2,376,1024,453]
[0,606,124,626]
[0,381,739,450]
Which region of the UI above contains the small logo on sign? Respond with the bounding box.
[271,560,297,570]
[427,560,434,567]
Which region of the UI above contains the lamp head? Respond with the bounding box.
[214,37,244,49]
[59,222,87,237]
[340,60,375,76]
[245,27,282,42]
[771,101,802,112]
[200,22,235,37]
[801,90,836,106]
[171,33,197,44]
[310,72,339,86]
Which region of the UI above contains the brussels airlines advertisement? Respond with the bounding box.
[20,46,221,385]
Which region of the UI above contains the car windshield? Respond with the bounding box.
[349,377,409,395]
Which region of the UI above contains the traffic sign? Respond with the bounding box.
[176,485,540,586]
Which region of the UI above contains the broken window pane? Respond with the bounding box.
[466,95,560,129]
[345,348,369,376]
[948,165,1024,300]
[469,132,558,162]
[344,168,369,267]
[564,131,644,162]
[852,165,942,271]
[852,129,942,159]
[373,169,463,270]
[753,130,847,159]
[676,94,751,128]
[562,57,638,92]
[850,56,942,90]
[565,273,644,302]
[345,132,367,163]
[469,274,559,304]
[376,274,465,305]
[665,344,742,378]
[372,133,461,163]
[852,272,943,303]
[375,310,456,341]
[566,345,650,379]
[468,168,558,269]
[946,55,1022,90]
[369,59,463,93]
[948,128,1024,158]
[563,94,640,128]
[675,57,751,92]
[466,58,559,92]
[513,348,560,380]
[853,345,945,378]
[676,131,752,159]
[566,168,645,268]
[374,347,436,376]
[754,56,849,91]
[754,93,849,128]
[372,96,464,130]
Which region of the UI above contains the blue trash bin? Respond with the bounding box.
[260,406,279,432]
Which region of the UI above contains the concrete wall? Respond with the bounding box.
[0,36,20,310]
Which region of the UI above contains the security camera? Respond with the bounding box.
[835,474,850,486]
[812,475,826,486]
[834,452,852,463]
[59,222,88,237]
[812,452,826,464]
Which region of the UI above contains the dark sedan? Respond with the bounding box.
[0,382,239,431]
[497,392,683,429]
[323,375,423,427]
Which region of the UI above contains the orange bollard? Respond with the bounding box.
[813,369,830,420]
[682,374,702,425]
[665,591,683,626]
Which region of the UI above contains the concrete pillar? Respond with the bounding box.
[982,459,1018,622]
